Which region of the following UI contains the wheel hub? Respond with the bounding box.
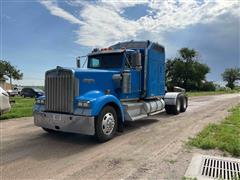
[102,113,115,135]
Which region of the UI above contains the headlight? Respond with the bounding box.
[36,99,45,105]
[78,101,90,108]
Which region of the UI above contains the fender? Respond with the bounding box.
[164,92,183,105]
[75,90,124,123]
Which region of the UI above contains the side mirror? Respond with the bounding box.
[132,51,142,70]
[76,56,81,68]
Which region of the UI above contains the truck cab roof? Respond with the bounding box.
[88,49,125,56]
[110,40,165,53]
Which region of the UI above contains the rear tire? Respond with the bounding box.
[95,106,118,142]
[172,98,181,115]
[180,96,188,112]
[165,105,173,114]
[165,97,181,115]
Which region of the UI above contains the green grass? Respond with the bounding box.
[0,96,35,120]
[182,177,197,180]
[187,90,239,97]
[188,104,240,157]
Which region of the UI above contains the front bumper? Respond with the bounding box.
[34,111,95,135]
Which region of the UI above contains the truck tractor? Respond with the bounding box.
[34,41,188,142]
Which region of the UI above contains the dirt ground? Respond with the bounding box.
[1,93,239,180]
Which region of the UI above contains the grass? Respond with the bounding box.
[0,96,35,120]
[188,104,240,157]
[187,89,239,97]
[182,177,197,180]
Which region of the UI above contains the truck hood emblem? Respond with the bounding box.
[82,78,95,84]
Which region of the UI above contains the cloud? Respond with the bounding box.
[39,0,84,25]
[75,4,140,47]
[138,0,239,32]
[40,0,239,47]
[101,0,149,13]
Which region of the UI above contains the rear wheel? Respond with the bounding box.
[165,96,181,115]
[172,98,181,115]
[165,105,173,114]
[180,96,188,112]
[95,106,118,142]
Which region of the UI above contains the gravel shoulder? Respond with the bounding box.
[1,93,239,179]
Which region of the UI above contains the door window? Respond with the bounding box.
[89,58,100,68]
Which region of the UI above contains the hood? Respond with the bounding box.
[74,68,121,96]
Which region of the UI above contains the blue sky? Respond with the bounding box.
[1,0,239,86]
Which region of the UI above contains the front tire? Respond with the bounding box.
[95,106,118,142]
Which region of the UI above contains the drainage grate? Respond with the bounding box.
[201,156,240,179]
[185,154,240,180]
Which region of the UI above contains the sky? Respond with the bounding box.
[1,0,239,86]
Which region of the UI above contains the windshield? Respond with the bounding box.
[87,53,123,69]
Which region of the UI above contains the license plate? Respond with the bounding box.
[52,114,61,121]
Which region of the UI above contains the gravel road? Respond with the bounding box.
[1,94,239,180]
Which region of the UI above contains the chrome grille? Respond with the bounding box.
[45,69,74,113]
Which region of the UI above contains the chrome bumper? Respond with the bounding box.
[34,111,95,135]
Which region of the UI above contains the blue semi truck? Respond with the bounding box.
[34,41,188,142]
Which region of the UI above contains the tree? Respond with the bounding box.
[166,48,211,91]
[222,68,240,89]
[179,48,198,62]
[0,60,23,85]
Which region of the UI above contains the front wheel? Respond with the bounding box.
[95,106,118,142]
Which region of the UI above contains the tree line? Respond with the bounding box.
[166,48,240,91]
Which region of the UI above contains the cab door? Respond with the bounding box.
[120,52,141,100]
[130,69,141,98]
